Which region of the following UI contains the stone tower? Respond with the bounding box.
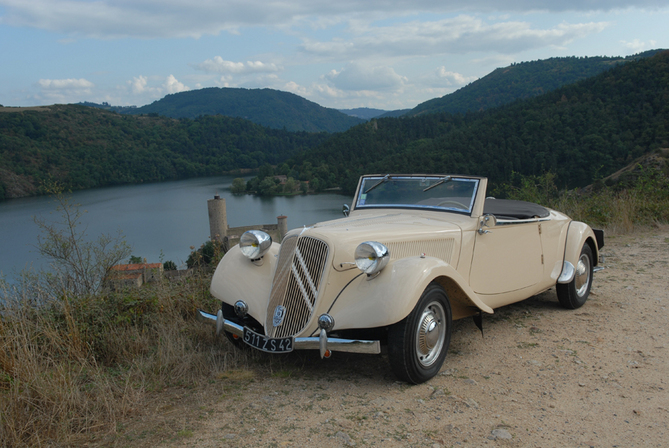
[207,194,228,242]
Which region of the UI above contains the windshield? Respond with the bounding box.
[355,175,479,214]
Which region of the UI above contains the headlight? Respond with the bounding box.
[239,230,272,260]
[355,241,390,275]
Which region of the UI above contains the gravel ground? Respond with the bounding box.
[119,227,669,448]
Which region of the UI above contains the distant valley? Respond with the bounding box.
[1,49,667,201]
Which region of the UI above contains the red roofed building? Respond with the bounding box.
[109,263,163,288]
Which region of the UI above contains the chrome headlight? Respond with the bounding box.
[355,241,390,275]
[239,230,272,259]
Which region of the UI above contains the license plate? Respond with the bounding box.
[243,327,293,353]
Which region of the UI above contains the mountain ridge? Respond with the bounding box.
[78,49,664,129]
[126,87,365,133]
[271,50,669,195]
[405,49,665,117]
[4,51,668,200]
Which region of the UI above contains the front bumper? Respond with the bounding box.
[197,309,381,358]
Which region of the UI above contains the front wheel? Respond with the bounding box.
[387,283,452,384]
[557,243,594,309]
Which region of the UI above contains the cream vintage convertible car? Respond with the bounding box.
[198,174,604,383]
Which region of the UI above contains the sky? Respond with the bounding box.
[0,1,668,111]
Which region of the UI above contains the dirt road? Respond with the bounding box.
[122,228,669,448]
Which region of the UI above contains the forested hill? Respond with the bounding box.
[4,52,668,201]
[408,49,665,117]
[282,51,669,195]
[122,87,365,133]
[0,106,329,200]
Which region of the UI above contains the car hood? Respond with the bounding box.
[285,211,465,272]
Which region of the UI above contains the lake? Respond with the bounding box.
[0,176,350,279]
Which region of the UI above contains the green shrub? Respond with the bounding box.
[129,255,143,264]
[498,167,669,232]
[186,240,227,269]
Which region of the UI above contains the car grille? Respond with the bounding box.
[266,235,329,338]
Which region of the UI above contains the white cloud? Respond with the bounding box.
[194,57,281,74]
[283,81,311,97]
[164,75,189,94]
[3,0,664,110]
[37,78,93,90]
[312,83,345,99]
[301,16,610,59]
[0,0,656,39]
[621,38,658,52]
[35,78,94,102]
[130,75,148,94]
[283,79,399,109]
[325,63,406,91]
[434,68,478,86]
[126,75,188,99]
[218,75,234,87]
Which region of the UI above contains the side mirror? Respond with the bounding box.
[343,204,350,217]
[478,214,497,234]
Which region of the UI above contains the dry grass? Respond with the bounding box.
[554,187,669,235]
[1,166,668,447]
[0,273,252,447]
[500,165,669,234]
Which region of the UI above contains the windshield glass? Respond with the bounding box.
[355,175,479,213]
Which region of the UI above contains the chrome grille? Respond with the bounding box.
[266,236,329,338]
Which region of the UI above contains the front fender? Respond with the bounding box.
[564,221,599,268]
[210,243,280,325]
[327,256,493,331]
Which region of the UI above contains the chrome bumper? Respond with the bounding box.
[197,309,381,358]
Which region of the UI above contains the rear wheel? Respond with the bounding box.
[388,283,452,384]
[557,243,593,309]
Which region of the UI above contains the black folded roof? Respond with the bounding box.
[483,199,550,220]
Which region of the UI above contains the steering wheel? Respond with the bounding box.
[436,200,468,210]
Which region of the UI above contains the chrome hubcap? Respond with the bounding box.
[575,253,591,297]
[415,301,446,367]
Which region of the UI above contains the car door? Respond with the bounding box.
[469,221,544,295]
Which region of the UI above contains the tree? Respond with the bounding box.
[34,186,131,297]
[230,177,246,194]
[257,177,279,196]
[277,163,290,175]
[283,177,298,194]
[186,240,226,268]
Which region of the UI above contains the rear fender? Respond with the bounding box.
[209,243,280,325]
[328,256,493,331]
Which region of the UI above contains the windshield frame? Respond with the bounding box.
[353,175,481,215]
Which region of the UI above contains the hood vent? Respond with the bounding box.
[382,239,455,263]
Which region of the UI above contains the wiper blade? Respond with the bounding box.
[364,174,391,194]
[423,176,452,192]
